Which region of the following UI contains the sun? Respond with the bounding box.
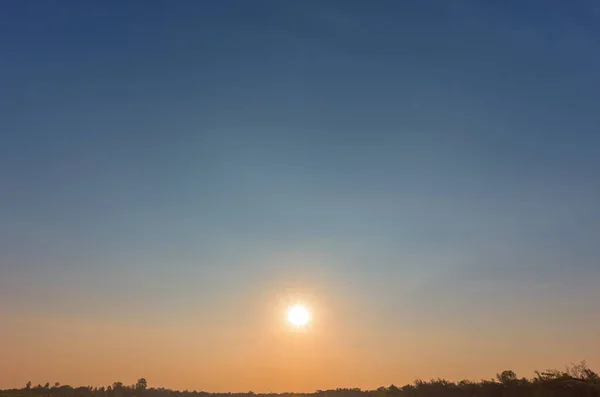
[287,304,311,327]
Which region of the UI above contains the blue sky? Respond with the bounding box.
[1,0,600,390]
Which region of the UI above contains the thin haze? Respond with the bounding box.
[1,0,600,392]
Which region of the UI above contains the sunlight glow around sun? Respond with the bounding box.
[287,305,311,327]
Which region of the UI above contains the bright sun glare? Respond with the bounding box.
[287,305,311,327]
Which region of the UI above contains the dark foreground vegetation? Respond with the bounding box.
[2,362,599,397]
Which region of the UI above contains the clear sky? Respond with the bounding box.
[1,0,600,392]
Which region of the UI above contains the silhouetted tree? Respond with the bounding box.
[565,360,600,381]
[496,370,517,384]
[136,380,147,392]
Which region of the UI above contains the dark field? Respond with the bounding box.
[3,364,599,397]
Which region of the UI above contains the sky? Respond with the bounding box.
[1,0,600,392]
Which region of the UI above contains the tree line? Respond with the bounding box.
[2,362,599,397]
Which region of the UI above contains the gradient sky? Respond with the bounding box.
[2,0,600,392]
